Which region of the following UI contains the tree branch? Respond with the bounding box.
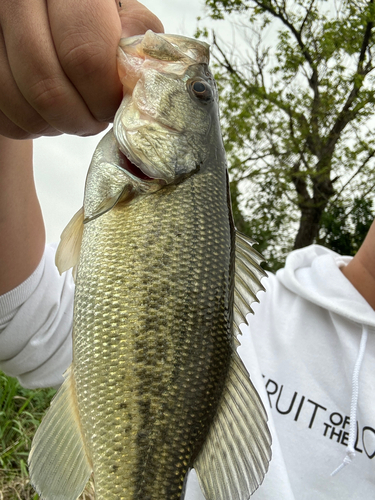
[251,0,317,71]
[299,0,316,36]
[291,160,312,206]
[324,1,374,156]
[250,0,321,156]
[328,148,375,206]
[212,33,310,129]
[358,0,374,74]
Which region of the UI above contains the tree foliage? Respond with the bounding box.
[198,0,375,270]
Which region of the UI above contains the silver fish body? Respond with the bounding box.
[29,32,271,500]
[74,153,233,499]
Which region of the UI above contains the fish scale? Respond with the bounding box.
[29,32,271,500]
[73,163,234,500]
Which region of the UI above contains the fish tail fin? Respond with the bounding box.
[193,350,271,500]
[28,366,92,500]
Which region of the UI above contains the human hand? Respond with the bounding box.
[0,0,163,139]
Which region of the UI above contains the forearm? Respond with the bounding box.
[0,135,45,295]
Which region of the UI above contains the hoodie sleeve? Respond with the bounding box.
[0,244,73,389]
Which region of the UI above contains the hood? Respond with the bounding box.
[276,244,375,328]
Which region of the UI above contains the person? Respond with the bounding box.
[0,0,163,387]
[0,3,374,498]
[0,0,163,140]
[2,147,375,500]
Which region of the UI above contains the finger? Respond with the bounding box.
[0,110,38,139]
[0,27,56,137]
[118,0,164,37]
[1,0,106,136]
[48,0,164,125]
[48,0,123,125]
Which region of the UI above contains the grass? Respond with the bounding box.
[0,371,55,499]
[0,372,98,500]
[0,372,96,500]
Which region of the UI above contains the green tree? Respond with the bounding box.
[198,0,375,270]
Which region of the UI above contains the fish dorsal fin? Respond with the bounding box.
[28,366,92,500]
[193,350,271,500]
[233,231,267,337]
[55,207,84,279]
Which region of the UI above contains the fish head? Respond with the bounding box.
[114,31,220,185]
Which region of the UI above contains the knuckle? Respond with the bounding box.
[27,76,68,117]
[24,77,105,135]
[0,99,54,138]
[58,31,111,78]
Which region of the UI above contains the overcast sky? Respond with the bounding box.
[34,0,232,243]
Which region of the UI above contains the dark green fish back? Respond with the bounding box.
[73,155,234,500]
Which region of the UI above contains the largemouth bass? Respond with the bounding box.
[29,31,271,500]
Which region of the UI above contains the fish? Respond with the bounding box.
[28,31,271,500]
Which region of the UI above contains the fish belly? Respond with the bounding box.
[73,169,234,500]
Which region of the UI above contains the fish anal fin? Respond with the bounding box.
[28,366,92,500]
[193,351,271,500]
[55,207,84,278]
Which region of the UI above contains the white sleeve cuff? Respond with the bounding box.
[0,244,74,388]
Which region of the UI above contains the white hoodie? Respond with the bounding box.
[1,244,374,499]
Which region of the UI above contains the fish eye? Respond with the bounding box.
[190,80,213,103]
[193,82,206,94]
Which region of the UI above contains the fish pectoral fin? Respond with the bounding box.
[28,366,92,500]
[233,231,267,337]
[55,207,84,279]
[83,187,129,224]
[193,351,272,500]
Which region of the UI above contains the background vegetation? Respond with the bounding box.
[0,372,95,500]
[0,372,55,500]
[198,0,375,270]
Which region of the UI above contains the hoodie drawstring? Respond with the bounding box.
[331,325,369,476]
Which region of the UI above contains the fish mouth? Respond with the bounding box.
[117,31,210,94]
[118,148,155,182]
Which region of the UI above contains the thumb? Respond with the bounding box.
[118,0,164,38]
